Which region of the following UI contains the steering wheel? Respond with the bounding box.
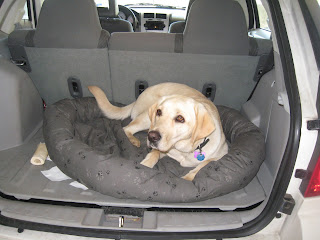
[118,5,139,31]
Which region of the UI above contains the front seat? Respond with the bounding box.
[98,0,133,33]
[168,0,196,33]
[9,0,113,105]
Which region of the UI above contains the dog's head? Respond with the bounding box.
[147,95,216,152]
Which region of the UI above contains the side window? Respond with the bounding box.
[256,0,269,30]
[22,2,29,21]
[16,1,32,30]
[249,0,271,39]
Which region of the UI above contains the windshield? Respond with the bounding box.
[95,0,109,7]
[94,0,188,9]
[118,0,188,9]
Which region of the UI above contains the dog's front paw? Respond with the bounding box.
[140,151,160,168]
[181,171,196,181]
[129,137,141,148]
[140,158,155,168]
[123,128,141,147]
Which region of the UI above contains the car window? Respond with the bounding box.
[117,0,188,9]
[22,2,28,20]
[14,1,32,30]
[95,0,109,7]
[256,0,269,30]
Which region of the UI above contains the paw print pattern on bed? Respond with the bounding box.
[43,97,265,203]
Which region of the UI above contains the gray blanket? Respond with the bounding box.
[43,97,265,203]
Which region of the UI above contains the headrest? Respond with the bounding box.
[186,0,197,18]
[97,3,119,18]
[34,0,102,48]
[97,7,113,18]
[183,0,249,55]
[100,19,133,34]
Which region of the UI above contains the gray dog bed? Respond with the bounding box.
[43,97,265,203]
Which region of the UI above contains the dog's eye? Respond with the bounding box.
[175,115,185,123]
[156,109,162,116]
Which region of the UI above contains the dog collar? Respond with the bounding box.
[194,138,210,161]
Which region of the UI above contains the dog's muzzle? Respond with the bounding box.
[148,131,161,147]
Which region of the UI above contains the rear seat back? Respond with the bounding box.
[8,0,112,105]
[108,0,261,110]
[8,0,272,110]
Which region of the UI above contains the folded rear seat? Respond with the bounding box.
[108,0,272,110]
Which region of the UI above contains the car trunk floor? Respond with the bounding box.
[0,129,266,210]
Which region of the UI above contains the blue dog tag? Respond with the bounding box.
[194,151,206,161]
[197,154,205,161]
[194,138,210,161]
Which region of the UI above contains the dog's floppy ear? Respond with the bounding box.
[148,102,158,122]
[192,104,216,143]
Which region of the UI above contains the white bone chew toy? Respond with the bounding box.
[30,143,48,165]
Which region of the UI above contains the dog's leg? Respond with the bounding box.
[182,159,217,181]
[140,149,162,168]
[123,112,150,147]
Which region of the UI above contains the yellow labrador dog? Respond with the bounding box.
[88,83,228,181]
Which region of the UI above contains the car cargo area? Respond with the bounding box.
[0,0,295,235]
[0,54,290,232]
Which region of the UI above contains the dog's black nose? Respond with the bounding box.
[148,131,161,143]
